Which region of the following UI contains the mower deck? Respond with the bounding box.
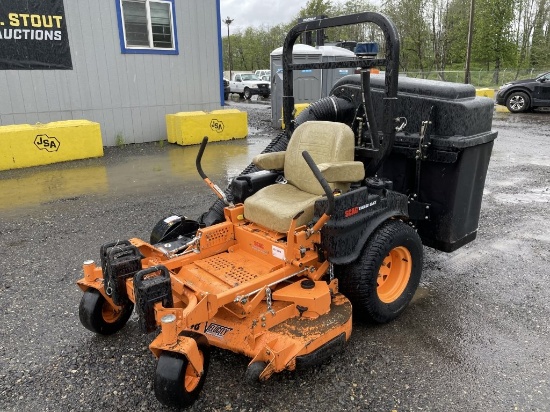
[78,203,352,381]
[149,290,351,380]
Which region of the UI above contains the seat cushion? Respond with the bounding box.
[285,121,356,195]
[244,183,323,233]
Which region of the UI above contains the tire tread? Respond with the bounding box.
[337,220,423,323]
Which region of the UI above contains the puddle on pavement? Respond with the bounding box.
[493,188,550,204]
[490,151,550,167]
[411,286,430,303]
[0,139,269,216]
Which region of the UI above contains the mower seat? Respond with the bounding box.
[244,121,365,233]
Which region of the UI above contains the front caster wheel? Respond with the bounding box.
[154,332,211,408]
[245,361,267,386]
[78,288,133,335]
[337,220,423,324]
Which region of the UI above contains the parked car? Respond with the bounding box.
[223,78,230,100]
[228,73,270,99]
[254,69,271,81]
[496,72,550,112]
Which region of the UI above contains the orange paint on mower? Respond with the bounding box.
[77,203,352,372]
[77,134,357,408]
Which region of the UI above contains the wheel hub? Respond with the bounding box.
[377,246,412,303]
[509,95,525,111]
[102,301,122,323]
[184,351,204,392]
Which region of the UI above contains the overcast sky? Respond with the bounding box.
[220,0,303,32]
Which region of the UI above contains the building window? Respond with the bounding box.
[116,0,178,54]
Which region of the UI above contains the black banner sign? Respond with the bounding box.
[0,0,72,70]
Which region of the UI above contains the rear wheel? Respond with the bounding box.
[506,91,530,113]
[154,332,210,408]
[337,220,423,323]
[79,288,133,335]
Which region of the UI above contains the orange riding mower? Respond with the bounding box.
[77,11,496,409]
[77,120,423,408]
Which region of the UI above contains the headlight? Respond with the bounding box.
[499,83,512,91]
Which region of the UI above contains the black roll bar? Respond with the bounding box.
[282,12,400,167]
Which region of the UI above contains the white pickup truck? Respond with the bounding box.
[228,73,270,99]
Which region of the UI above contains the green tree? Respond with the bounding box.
[221,0,550,83]
[472,0,516,83]
[222,23,292,73]
[329,0,380,44]
[383,0,432,72]
[530,0,550,67]
[429,0,453,79]
[297,0,333,19]
[444,0,470,66]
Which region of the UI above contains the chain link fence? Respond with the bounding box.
[401,68,550,88]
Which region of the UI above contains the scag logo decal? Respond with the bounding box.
[34,134,60,152]
[344,207,359,218]
[190,322,233,339]
[210,119,224,133]
[344,200,378,218]
[204,322,232,338]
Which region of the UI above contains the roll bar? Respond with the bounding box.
[282,12,400,172]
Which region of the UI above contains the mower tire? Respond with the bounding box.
[337,220,423,324]
[78,288,133,335]
[245,361,267,385]
[154,332,211,408]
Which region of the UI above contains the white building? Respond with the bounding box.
[0,0,224,145]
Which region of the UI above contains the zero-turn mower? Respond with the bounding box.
[77,12,497,409]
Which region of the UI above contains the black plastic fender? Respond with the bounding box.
[313,187,409,265]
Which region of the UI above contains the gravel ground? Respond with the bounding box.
[0,101,549,411]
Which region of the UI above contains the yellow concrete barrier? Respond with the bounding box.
[282,103,310,129]
[166,109,248,146]
[166,111,205,144]
[495,104,509,112]
[0,120,103,171]
[476,88,496,99]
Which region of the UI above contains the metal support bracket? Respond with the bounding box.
[414,106,435,196]
[407,195,431,221]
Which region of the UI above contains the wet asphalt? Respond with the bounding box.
[0,100,549,412]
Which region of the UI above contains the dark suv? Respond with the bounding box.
[496,72,550,112]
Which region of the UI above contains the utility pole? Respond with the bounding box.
[465,0,475,84]
[223,17,234,80]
